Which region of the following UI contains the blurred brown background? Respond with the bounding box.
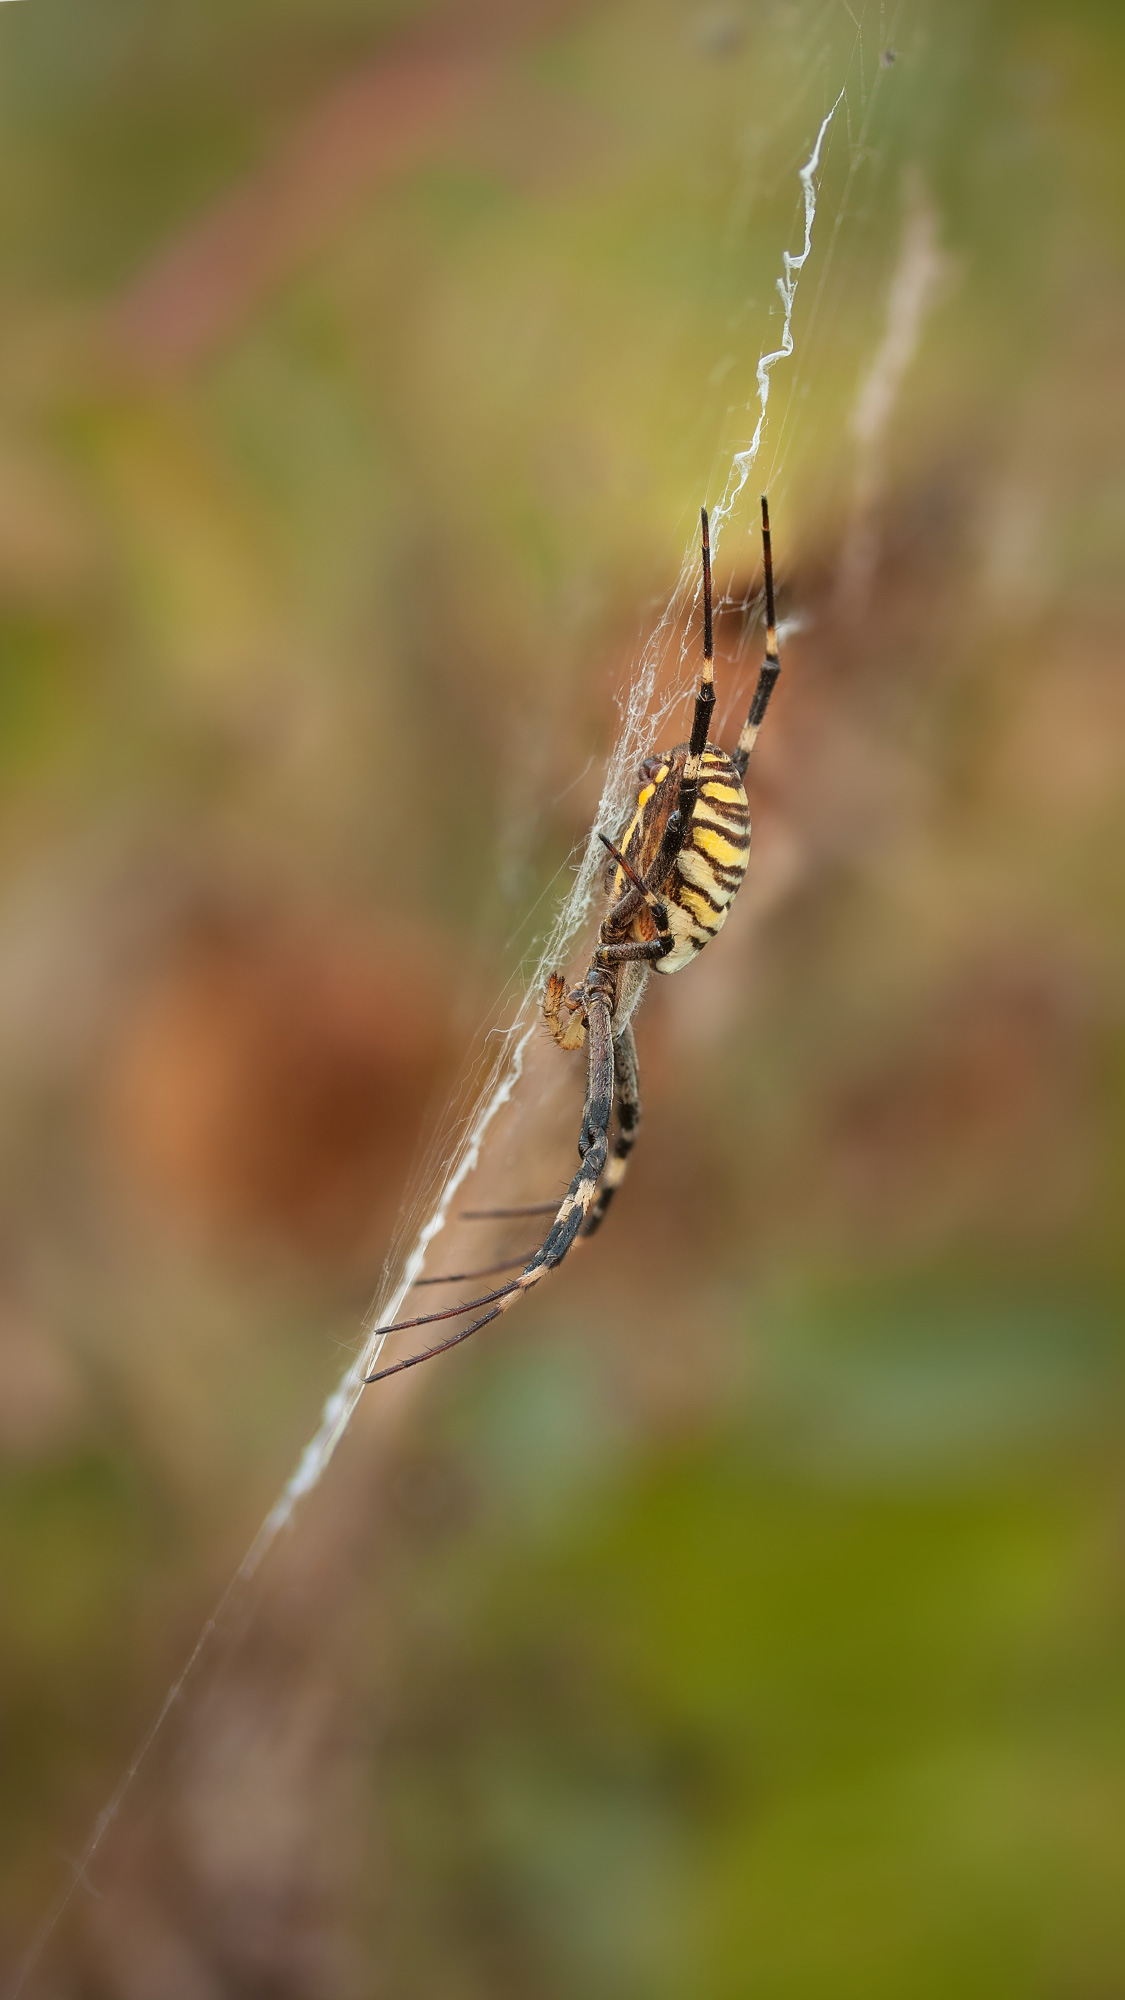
[1,0,1123,1993]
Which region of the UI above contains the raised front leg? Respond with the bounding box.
[732,494,781,778]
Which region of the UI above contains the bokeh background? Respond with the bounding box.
[1,0,1123,1993]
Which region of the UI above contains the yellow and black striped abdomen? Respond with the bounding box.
[613,746,750,976]
[659,747,749,973]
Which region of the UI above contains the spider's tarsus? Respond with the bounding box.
[701,505,713,663]
[597,831,647,896]
[760,493,777,657]
[461,1201,559,1219]
[376,1275,527,1338]
[365,1306,505,1383]
[415,1253,536,1287]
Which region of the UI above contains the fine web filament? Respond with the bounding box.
[264,89,848,1524]
[14,83,853,1992]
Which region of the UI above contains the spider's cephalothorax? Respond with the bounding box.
[368,495,783,1384]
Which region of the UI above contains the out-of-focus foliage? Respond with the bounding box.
[0,0,1123,1993]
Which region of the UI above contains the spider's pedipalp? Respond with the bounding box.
[544,969,588,1050]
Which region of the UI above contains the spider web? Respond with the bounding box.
[16,0,932,1981]
[255,105,848,1537]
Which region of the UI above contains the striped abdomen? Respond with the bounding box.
[613,745,750,975]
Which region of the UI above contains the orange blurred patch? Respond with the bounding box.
[100,903,455,1260]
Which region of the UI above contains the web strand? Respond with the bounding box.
[14,60,868,1990]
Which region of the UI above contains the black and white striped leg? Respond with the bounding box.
[732,493,781,780]
[582,1020,639,1238]
[676,505,717,828]
[365,993,616,1383]
[595,506,716,925]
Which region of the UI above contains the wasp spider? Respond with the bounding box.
[367,496,782,1384]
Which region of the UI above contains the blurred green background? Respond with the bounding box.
[0,0,1123,1992]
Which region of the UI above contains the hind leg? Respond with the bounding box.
[366,991,616,1382]
[582,1021,639,1238]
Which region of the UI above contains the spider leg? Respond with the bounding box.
[415,1252,541,1286]
[595,938,670,965]
[461,1202,561,1219]
[365,993,615,1383]
[675,506,717,831]
[596,833,672,933]
[582,1020,638,1237]
[596,506,717,925]
[594,835,674,967]
[364,1307,509,1381]
[732,494,781,778]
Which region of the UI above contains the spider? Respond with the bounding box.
[366,494,782,1384]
